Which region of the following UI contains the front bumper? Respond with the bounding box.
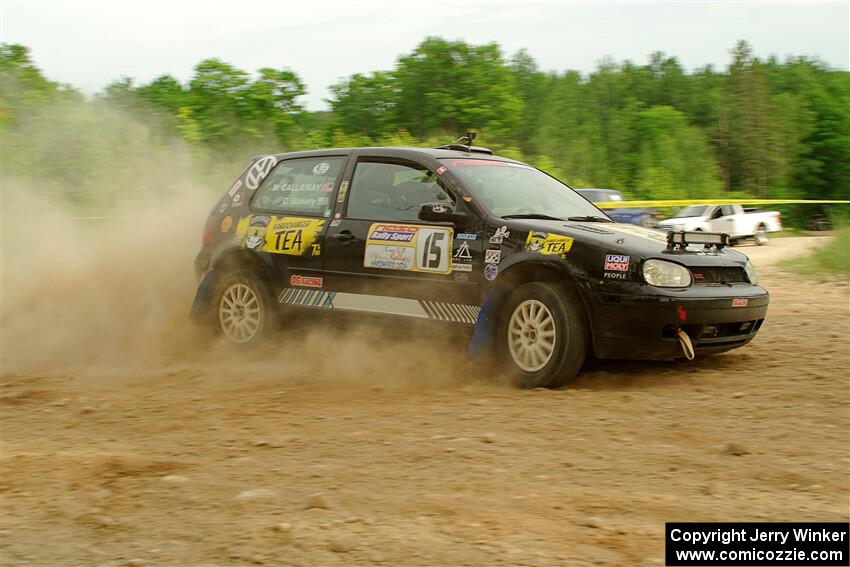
[587,285,769,360]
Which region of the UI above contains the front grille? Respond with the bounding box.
[690,266,748,285]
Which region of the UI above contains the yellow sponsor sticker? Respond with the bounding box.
[235,215,325,256]
[219,215,233,233]
[526,231,574,257]
[264,217,325,255]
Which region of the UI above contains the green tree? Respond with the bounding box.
[1,43,77,124]
[394,38,523,137]
[114,58,309,151]
[7,39,848,227]
[634,106,722,199]
[327,71,398,138]
[726,41,771,196]
[136,75,187,114]
[330,37,524,140]
[511,48,548,155]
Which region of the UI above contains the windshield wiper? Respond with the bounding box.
[566,215,614,223]
[501,213,566,221]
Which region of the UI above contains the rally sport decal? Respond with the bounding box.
[363,223,453,275]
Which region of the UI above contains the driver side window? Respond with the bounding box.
[347,160,452,222]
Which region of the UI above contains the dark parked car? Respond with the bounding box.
[191,144,769,388]
[575,188,658,227]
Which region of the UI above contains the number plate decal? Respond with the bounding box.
[364,223,453,274]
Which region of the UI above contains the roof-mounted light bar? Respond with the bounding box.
[666,230,729,250]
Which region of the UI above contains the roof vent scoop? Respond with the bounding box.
[436,131,493,155]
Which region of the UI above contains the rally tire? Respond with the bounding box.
[498,281,588,388]
[754,224,769,246]
[214,270,274,346]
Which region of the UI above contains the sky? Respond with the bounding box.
[2,0,848,110]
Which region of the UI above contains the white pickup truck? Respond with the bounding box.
[657,204,782,245]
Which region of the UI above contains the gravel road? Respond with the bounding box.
[1,236,847,566]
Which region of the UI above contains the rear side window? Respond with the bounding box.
[252,157,345,217]
[347,160,453,222]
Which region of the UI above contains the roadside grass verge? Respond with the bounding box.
[778,226,850,278]
[772,227,814,238]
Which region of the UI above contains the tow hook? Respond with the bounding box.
[676,328,695,360]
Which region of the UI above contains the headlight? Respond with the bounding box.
[643,259,692,287]
[744,260,759,285]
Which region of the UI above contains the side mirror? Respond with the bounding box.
[418,202,470,226]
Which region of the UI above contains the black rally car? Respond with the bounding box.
[191,143,769,387]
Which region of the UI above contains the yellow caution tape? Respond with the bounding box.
[594,198,850,209]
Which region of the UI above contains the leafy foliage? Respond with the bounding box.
[1,38,847,224]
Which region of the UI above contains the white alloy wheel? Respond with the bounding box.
[508,299,557,372]
[218,282,262,343]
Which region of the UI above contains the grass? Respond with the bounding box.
[778,226,850,277]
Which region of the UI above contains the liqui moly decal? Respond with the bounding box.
[604,254,630,271]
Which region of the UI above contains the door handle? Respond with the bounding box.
[332,230,355,243]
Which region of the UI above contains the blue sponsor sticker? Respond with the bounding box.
[456,233,477,240]
[484,263,499,281]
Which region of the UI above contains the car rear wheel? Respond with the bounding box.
[215,271,273,345]
[754,224,769,246]
[498,281,588,388]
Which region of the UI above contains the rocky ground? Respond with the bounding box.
[1,237,848,566]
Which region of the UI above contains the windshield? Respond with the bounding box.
[578,189,623,203]
[675,205,709,218]
[443,159,605,219]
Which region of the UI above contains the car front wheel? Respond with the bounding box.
[498,281,588,388]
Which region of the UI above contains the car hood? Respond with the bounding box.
[506,220,749,267]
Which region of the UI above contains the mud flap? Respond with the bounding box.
[467,288,508,360]
[189,270,219,322]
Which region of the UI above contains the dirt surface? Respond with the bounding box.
[1,236,848,567]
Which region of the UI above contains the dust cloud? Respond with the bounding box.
[0,101,481,388]
[1,183,207,373]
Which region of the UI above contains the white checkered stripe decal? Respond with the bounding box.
[278,288,336,308]
[419,300,480,324]
[278,289,480,325]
